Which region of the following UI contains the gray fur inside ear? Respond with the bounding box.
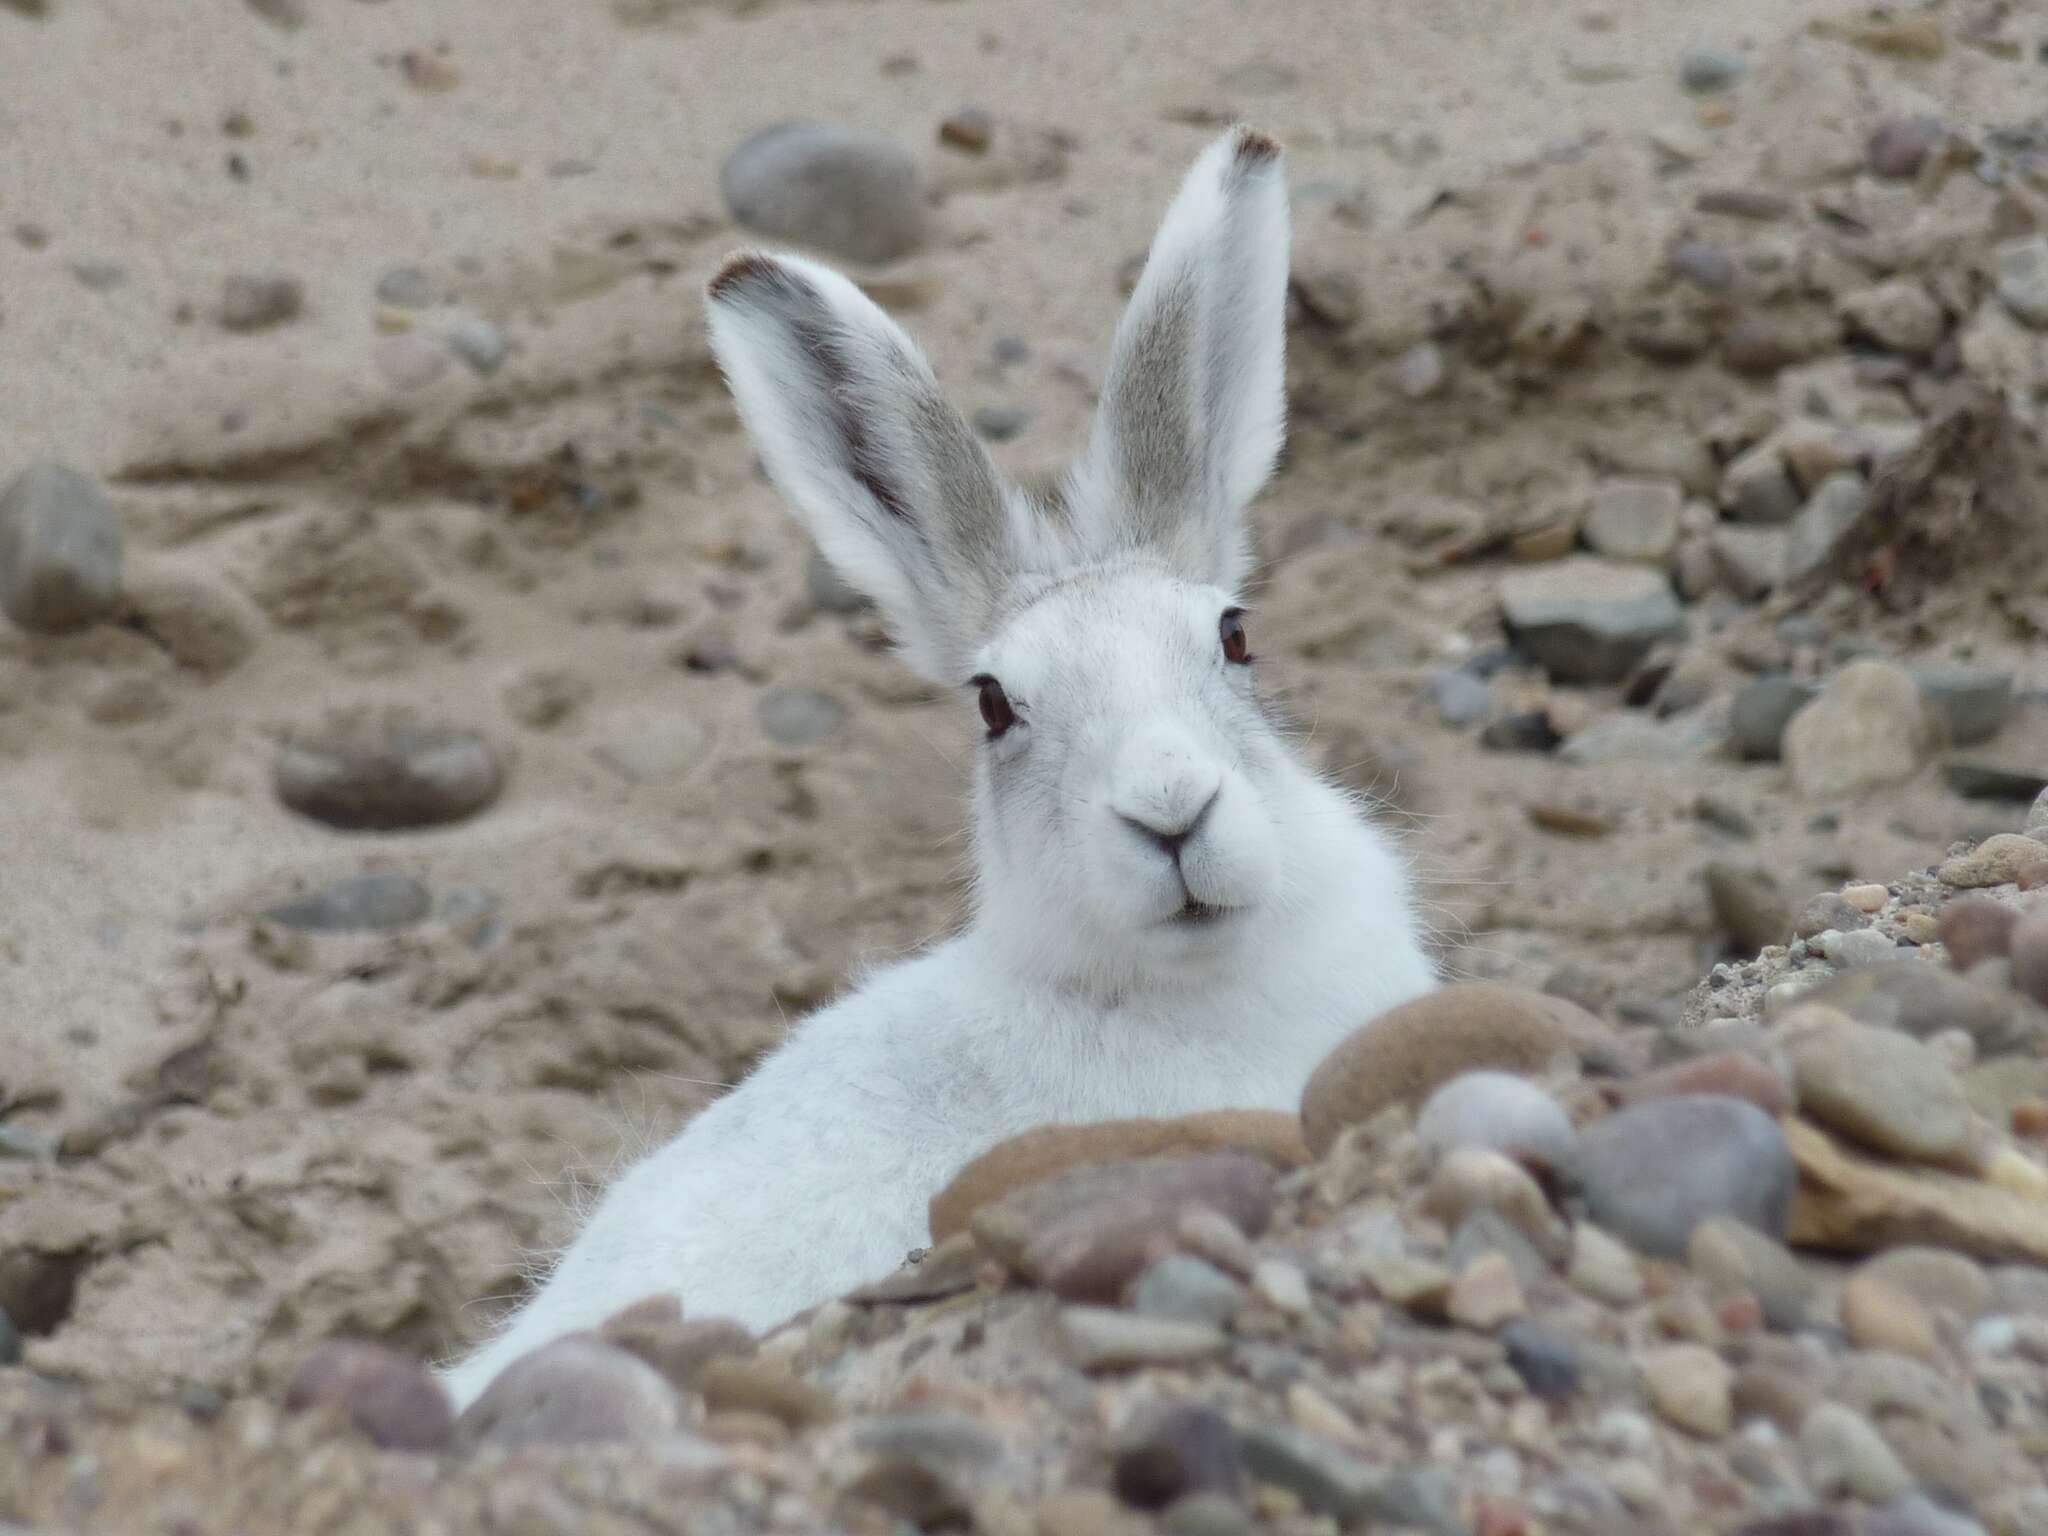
[706,252,1020,682]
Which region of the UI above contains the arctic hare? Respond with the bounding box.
[443,125,1436,1406]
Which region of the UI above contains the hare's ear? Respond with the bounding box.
[1068,126,1290,591]
[705,252,1022,683]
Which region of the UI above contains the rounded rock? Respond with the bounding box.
[1624,1051,1794,1118]
[1639,1343,1734,1438]
[1782,661,1942,800]
[1938,834,2048,890]
[1788,1025,1975,1169]
[1687,1216,1812,1330]
[264,871,431,933]
[1301,984,1600,1157]
[285,1339,454,1453]
[1415,1071,1576,1168]
[120,558,260,676]
[721,121,927,264]
[1112,1400,1243,1510]
[275,708,504,831]
[1841,1270,1940,1359]
[0,461,123,633]
[2010,912,2048,1008]
[457,1337,682,1449]
[1858,1247,1992,1323]
[1563,1095,1796,1258]
[1799,1401,1915,1503]
[1939,897,2019,972]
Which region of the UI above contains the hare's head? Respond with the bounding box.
[708,127,1313,986]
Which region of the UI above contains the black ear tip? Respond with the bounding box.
[1231,126,1282,167]
[707,250,781,300]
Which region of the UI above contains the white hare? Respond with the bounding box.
[443,126,1437,1406]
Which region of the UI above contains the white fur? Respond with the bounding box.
[441,127,1437,1408]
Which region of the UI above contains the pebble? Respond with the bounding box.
[1840,278,1946,357]
[1861,1247,1993,1321]
[1567,1223,1646,1306]
[1721,441,1803,525]
[1639,1344,1734,1437]
[274,709,505,831]
[1799,1401,1915,1502]
[1938,897,2018,971]
[1783,661,1942,800]
[972,404,1029,441]
[1447,1252,1524,1331]
[263,872,431,932]
[373,333,451,390]
[1939,834,2048,889]
[1790,1023,1975,1168]
[1994,234,2048,328]
[1712,523,1788,599]
[1234,1426,1444,1529]
[1731,676,1818,761]
[0,1124,57,1162]
[456,1339,681,1448]
[448,318,508,375]
[1688,1217,1813,1330]
[1112,1402,1242,1509]
[1059,1307,1226,1371]
[1680,45,1747,91]
[756,686,846,746]
[1496,558,1685,684]
[1819,927,1900,969]
[1251,1259,1312,1318]
[1501,1320,1583,1398]
[1583,477,1683,563]
[285,1340,453,1453]
[1564,1095,1796,1257]
[120,559,259,676]
[1300,984,1599,1155]
[599,1307,755,1392]
[1396,341,1446,399]
[219,271,303,331]
[1425,668,1492,727]
[1626,1050,1794,1117]
[1415,1072,1575,1168]
[1868,116,1946,178]
[721,121,927,264]
[1914,667,2014,746]
[2011,912,2048,1007]
[1783,471,1868,584]
[1668,239,1734,291]
[1129,1254,1246,1327]
[1864,1494,1991,1536]
[1802,961,2033,1052]
[699,1357,835,1429]
[1841,1270,1941,1358]
[374,265,435,308]
[806,547,869,613]
[0,461,123,633]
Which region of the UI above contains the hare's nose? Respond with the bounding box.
[1117,787,1220,863]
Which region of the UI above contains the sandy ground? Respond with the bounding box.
[1,0,2045,1397]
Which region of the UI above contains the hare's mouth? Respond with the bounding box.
[1169,899,1234,927]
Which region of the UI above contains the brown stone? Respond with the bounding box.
[928,1110,1308,1242]
[1784,1118,2048,1264]
[1939,896,2019,971]
[1626,1050,1794,1117]
[1301,984,1603,1156]
[599,1305,756,1393]
[285,1339,453,1452]
[698,1357,836,1430]
[1839,1270,1939,1358]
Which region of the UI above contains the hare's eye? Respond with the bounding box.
[1219,609,1252,665]
[972,674,1017,738]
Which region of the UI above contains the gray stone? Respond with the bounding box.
[275,709,504,831]
[2032,786,2048,835]
[1563,1095,1796,1258]
[971,404,1028,441]
[1687,1215,1812,1329]
[264,872,433,933]
[456,1338,681,1449]
[721,121,927,264]
[448,318,508,375]
[1800,1401,1915,1503]
[1819,926,1901,968]
[1868,116,1945,179]
[220,271,304,331]
[1914,667,2015,746]
[1667,239,1733,292]
[1721,441,1802,524]
[1783,660,1941,800]
[1112,1401,1243,1510]
[1500,1319,1582,1398]
[1783,471,1867,584]
[0,1305,17,1366]
[1945,760,2048,802]
[1057,1306,1226,1370]
[1730,675,1817,761]
[0,461,122,633]
[0,1123,58,1162]
[1679,45,1747,91]
[1233,1427,1461,1534]
[1789,1025,1975,1168]
[1864,1494,1991,1536]
[1995,234,2048,328]
[1424,668,1491,727]
[1129,1254,1246,1327]
[1583,476,1683,563]
[374,265,436,308]
[1497,558,1685,685]
[756,686,846,746]
[1416,1071,1575,1167]
[1710,523,1788,598]
[1396,341,1446,399]
[1840,278,1945,357]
